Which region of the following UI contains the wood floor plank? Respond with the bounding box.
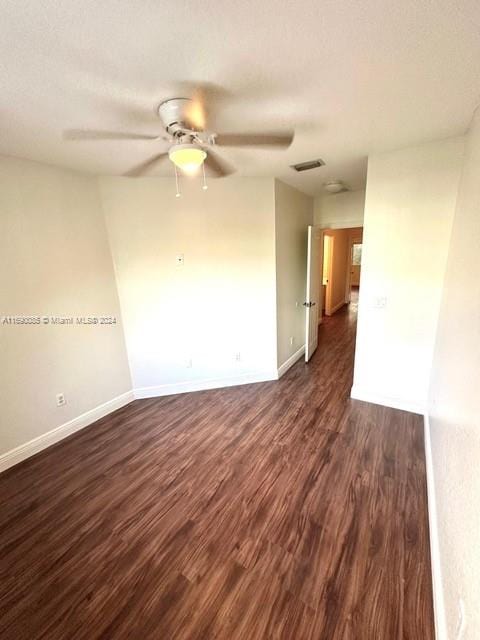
[0,300,435,639]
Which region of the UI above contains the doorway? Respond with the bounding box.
[305,225,363,363]
[347,229,363,304]
[320,227,363,316]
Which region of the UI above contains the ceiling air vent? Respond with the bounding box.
[291,158,325,172]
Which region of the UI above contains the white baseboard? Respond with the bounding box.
[0,390,134,474]
[0,371,280,474]
[424,414,446,640]
[327,300,346,316]
[134,370,278,399]
[277,345,305,378]
[350,385,426,415]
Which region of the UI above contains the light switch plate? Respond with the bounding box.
[373,296,387,309]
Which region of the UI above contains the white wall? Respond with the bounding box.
[314,189,365,229]
[352,137,464,413]
[0,167,309,466]
[274,179,313,369]
[100,176,278,395]
[0,157,132,459]
[427,110,480,640]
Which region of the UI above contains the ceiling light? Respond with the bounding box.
[324,180,346,193]
[169,143,207,174]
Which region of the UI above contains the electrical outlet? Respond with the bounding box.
[235,352,241,362]
[56,393,66,407]
[185,358,193,368]
[176,254,184,266]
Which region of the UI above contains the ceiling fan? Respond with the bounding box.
[65,93,294,178]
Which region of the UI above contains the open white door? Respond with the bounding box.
[305,225,322,362]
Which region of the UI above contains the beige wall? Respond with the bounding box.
[428,110,480,639]
[274,179,313,367]
[314,189,365,229]
[352,136,464,412]
[350,266,361,286]
[0,157,132,456]
[100,176,278,394]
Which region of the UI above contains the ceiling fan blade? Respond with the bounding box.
[125,152,170,177]
[204,149,235,178]
[64,129,161,141]
[215,131,294,148]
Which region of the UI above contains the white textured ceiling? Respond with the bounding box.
[1,0,480,195]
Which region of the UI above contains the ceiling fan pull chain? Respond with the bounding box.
[202,163,208,191]
[174,165,181,198]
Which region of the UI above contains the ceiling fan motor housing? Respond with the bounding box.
[158,98,195,136]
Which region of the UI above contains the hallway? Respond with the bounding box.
[0,302,434,639]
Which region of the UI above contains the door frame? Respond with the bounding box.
[318,230,325,325]
[345,232,363,302]
[323,234,335,316]
[305,225,323,362]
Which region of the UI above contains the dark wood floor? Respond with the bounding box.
[0,300,435,639]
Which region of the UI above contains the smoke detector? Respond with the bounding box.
[324,180,347,193]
